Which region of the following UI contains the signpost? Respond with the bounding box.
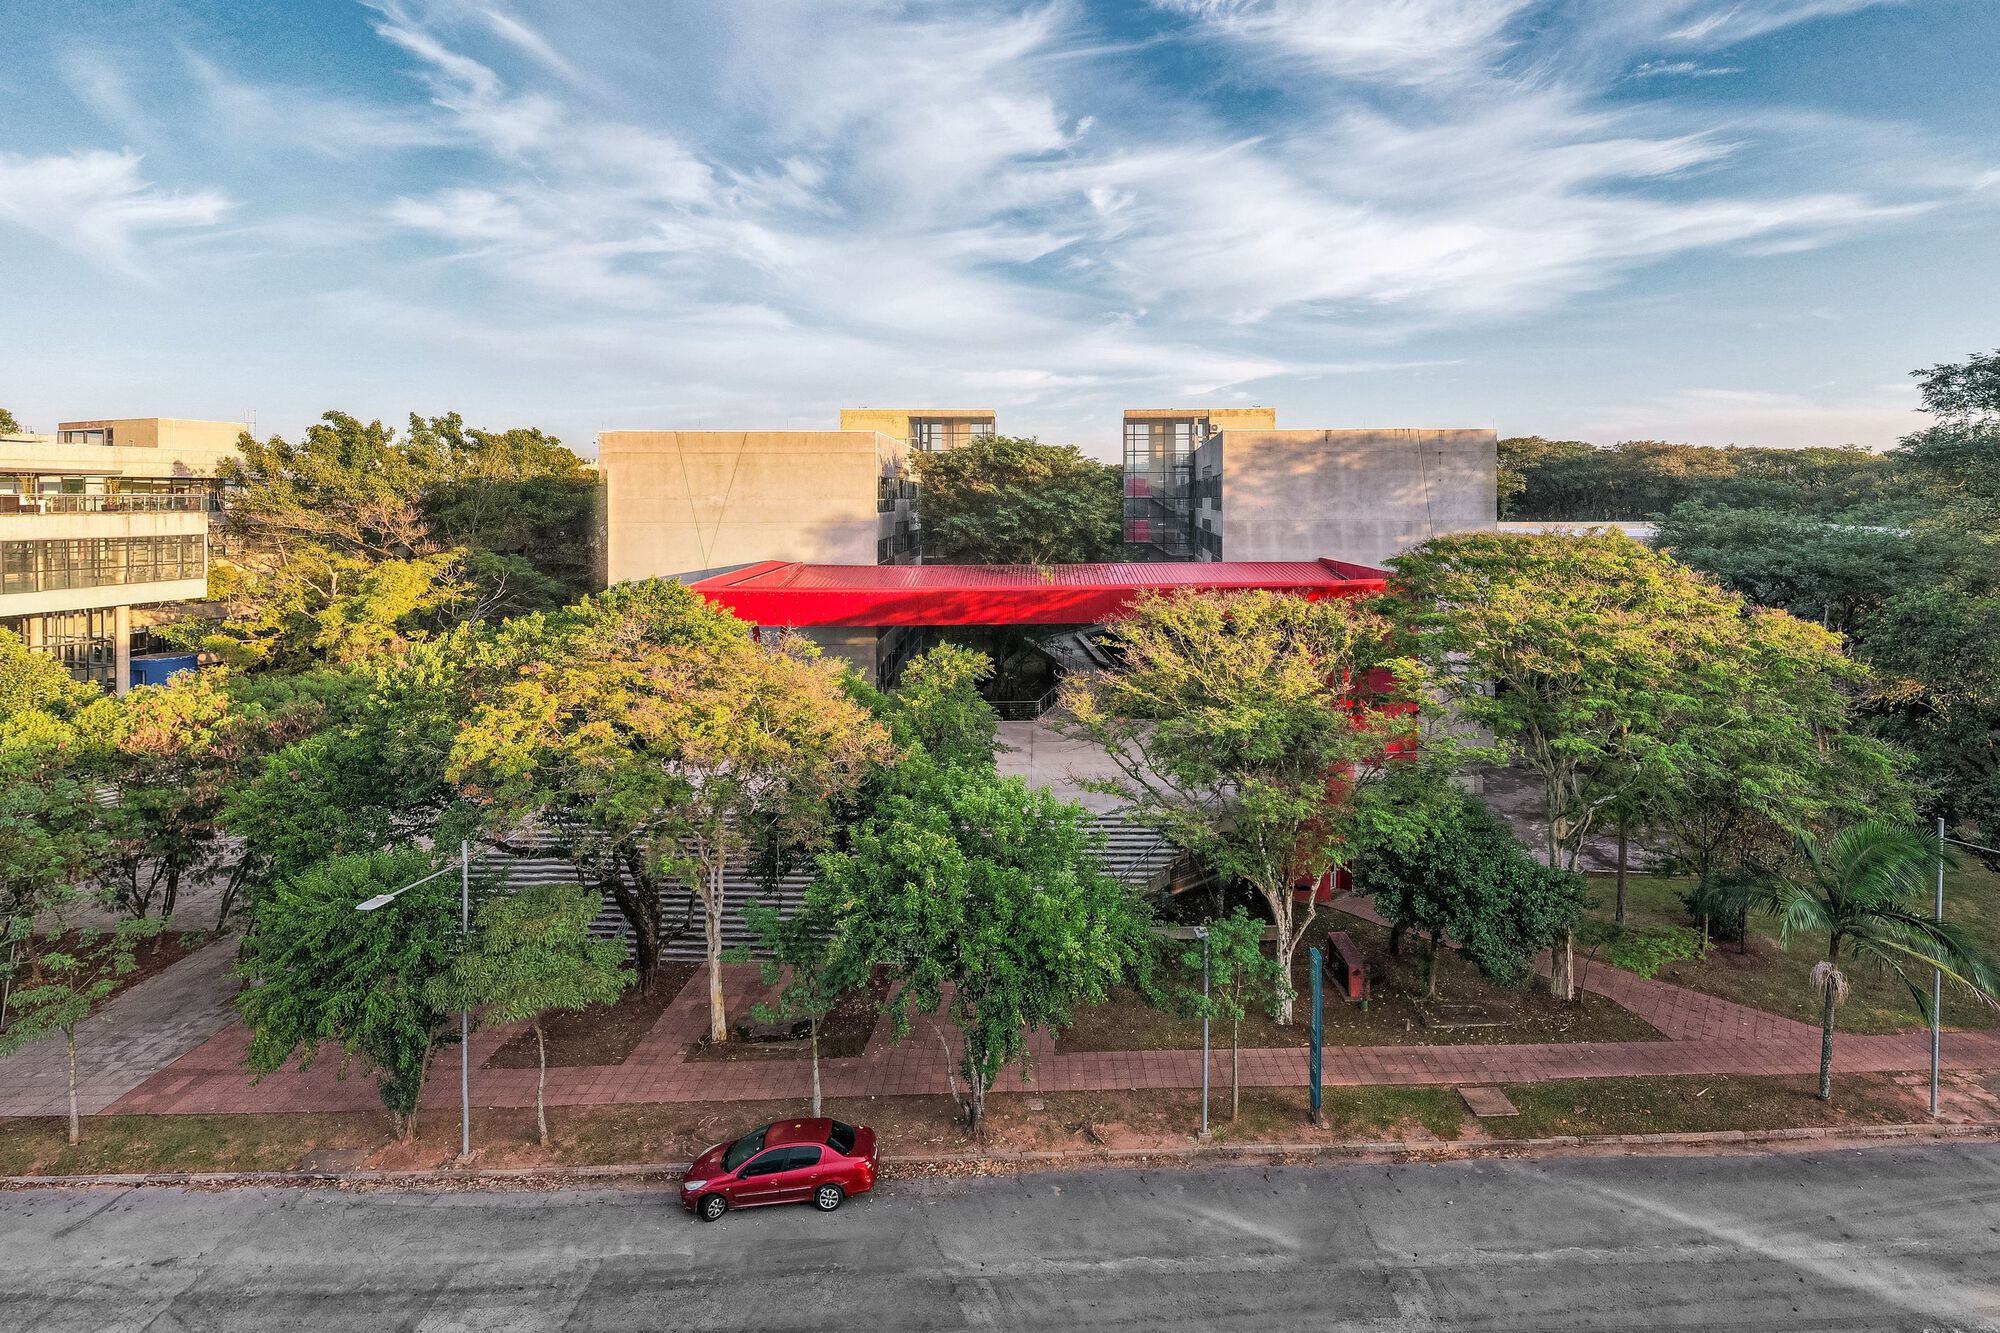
[1308,945,1325,1127]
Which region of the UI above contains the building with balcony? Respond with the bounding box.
[597,429,918,591]
[838,408,997,452]
[0,417,243,691]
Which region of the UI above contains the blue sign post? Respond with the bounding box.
[1308,945,1325,1126]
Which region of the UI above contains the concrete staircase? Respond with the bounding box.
[487,813,1184,961]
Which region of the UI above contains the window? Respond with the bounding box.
[740,1149,790,1178]
[909,417,996,451]
[827,1122,857,1155]
[0,534,204,594]
[722,1129,767,1172]
[782,1146,823,1170]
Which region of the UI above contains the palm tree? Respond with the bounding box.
[1771,821,2000,1103]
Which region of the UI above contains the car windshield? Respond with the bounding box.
[722,1129,767,1172]
[827,1122,857,1155]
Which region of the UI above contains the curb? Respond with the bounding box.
[3,1120,1995,1191]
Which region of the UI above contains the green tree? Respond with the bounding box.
[914,435,1122,564]
[1391,531,1804,999]
[0,407,24,434]
[431,883,628,1147]
[237,848,461,1139]
[811,756,1148,1132]
[738,895,862,1117]
[883,643,999,770]
[1061,589,1445,1022]
[1860,589,2000,863]
[1769,821,2000,1103]
[450,580,890,1022]
[0,920,161,1145]
[1180,910,1285,1123]
[1656,502,1933,635]
[1895,348,2000,530]
[1353,791,1587,998]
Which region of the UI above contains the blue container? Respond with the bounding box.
[129,653,201,689]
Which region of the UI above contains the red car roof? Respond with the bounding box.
[764,1117,835,1149]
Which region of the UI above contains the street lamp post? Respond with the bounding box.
[357,840,473,1159]
[1929,820,2000,1118]
[1195,926,1211,1142]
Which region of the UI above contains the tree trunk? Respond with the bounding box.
[1549,929,1575,1002]
[1817,963,1839,1104]
[1267,887,1308,1025]
[610,849,661,992]
[162,863,183,922]
[704,861,727,1043]
[966,1076,987,1137]
[534,1020,549,1148]
[1388,921,1404,958]
[1614,824,1629,924]
[66,1030,80,1146]
[1230,1016,1241,1122]
[1424,932,1439,1000]
[809,1016,823,1117]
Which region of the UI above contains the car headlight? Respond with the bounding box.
[681,1179,708,1191]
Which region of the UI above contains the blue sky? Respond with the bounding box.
[2,0,1996,459]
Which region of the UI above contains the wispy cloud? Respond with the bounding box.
[0,149,229,274]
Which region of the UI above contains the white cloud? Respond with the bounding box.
[1151,0,1538,82]
[0,149,229,273]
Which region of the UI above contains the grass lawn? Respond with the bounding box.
[0,1073,1950,1177]
[1498,1073,1923,1138]
[1060,913,1661,1052]
[1582,866,2000,1035]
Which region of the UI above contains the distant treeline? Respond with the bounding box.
[1498,438,1908,522]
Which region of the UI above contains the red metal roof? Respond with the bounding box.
[687,558,1388,628]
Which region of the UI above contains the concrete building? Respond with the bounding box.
[1185,428,1496,567]
[596,429,918,586]
[838,408,996,452]
[1121,407,1278,560]
[1,418,243,691]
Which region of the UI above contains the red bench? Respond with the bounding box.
[1324,930,1369,1007]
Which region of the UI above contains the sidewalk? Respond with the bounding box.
[101,905,2000,1116]
[0,939,241,1116]
[8,897,1996,1121]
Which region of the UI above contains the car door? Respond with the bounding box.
[771,1145,824,1203]
[731,1148,794,1205]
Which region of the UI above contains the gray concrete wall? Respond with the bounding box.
[597,430,909,582]
[1209,428,1496,567]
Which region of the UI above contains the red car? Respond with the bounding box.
[680,1118,878,1221]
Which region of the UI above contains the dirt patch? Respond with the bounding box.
[1500,1073,1927,1138]
[682,968,891,1063]
[1060,915,1661,1053]
[5,929,211,1022]
[483,962,695,1069]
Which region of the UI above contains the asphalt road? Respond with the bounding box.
[4,1146,2000,1332]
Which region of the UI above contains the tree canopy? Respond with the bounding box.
[913,434,1122,564]
[1062,588,1447,1022]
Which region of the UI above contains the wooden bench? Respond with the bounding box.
[1324,930,1369,1007]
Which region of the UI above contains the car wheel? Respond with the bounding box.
[699,1194,728,1222]
[814,1184,845,1213]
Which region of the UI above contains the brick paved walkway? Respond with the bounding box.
[0,939,241,1116]
[97,898,2000,1117]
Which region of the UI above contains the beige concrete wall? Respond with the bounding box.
[1122,406,1277,429]
[598,430,908,582]
[9,419,245,478]
[1209,428,1496,567]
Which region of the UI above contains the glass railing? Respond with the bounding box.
[0,493,219,515]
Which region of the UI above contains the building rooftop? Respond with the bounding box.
[686,557,1388,627]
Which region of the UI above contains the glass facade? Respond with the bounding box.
[1,534,206,594]
[3,610,119,691]
[908,417,995,452]
[1122,416,1209,560]
[0,474,222,514]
